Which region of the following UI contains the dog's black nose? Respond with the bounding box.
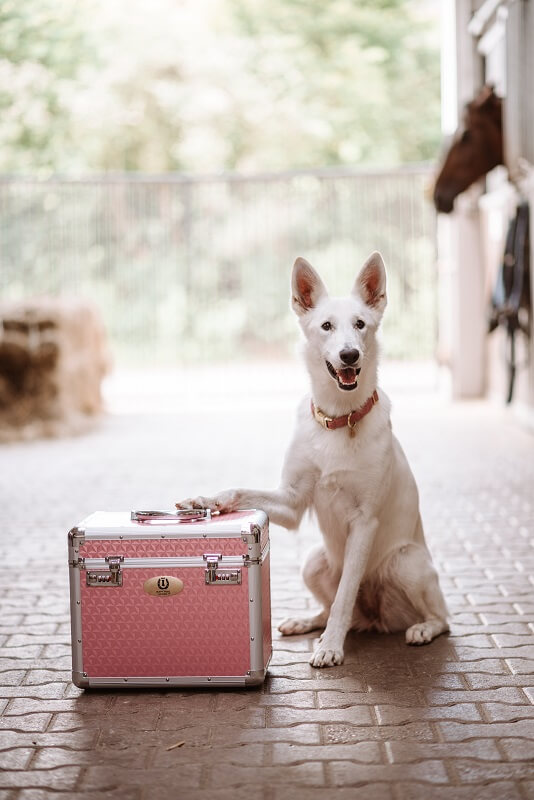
[339,348,360,366]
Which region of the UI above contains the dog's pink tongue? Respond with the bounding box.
[338,368,357,385]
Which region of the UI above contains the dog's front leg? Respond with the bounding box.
[176,486,309,530]
[310,515,377,668]
[177,430,316,529]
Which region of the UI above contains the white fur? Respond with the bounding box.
[177,253,449,668]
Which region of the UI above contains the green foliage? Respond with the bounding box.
[0,0,97,172]
[0,0,440,173]
[225,0,441,167]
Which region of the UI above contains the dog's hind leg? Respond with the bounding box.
[377,543,449,645]
[278,545,336,635]
[404,578,449,645]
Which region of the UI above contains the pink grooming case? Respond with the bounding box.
[68,509,272,688]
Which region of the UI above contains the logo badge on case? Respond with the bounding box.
[143,576,184,596]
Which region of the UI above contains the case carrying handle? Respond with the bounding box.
[131,509,212,523]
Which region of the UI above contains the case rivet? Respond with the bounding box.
[78,639,81,643]
[76,601,80,605]
[250,598,254,602]
[251,636,255,641]
[166,677,169,682]
[207,677,211,681]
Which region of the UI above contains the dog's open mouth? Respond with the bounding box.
[326,361,361,391]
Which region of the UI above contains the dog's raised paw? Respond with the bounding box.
[405,622,434,645]
[176,492,238,513]
[176,497,208,510]
[309,647,344,668]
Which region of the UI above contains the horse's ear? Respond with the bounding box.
[473,85,493,106]
[353,252,387,314]
[466,85,502,128]
[291,258,327,316]
[470,84,500,110]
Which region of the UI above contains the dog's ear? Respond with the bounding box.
[353,251,387,313]
[291,257,327,315]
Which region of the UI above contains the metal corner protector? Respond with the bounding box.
[72,671,90,689]
[244,668,266,687]
[68,526,86,546]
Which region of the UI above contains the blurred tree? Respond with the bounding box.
[223,0,441,168]
[0,0,440,173]
[0,0,96,172]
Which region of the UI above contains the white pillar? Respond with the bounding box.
[439,0,487,398]
[449,190,487,398]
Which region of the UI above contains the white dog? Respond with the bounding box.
[177,253,449,668]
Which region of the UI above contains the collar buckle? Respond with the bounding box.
[312,404,333,430]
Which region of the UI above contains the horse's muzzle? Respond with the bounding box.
[433,187,455,214]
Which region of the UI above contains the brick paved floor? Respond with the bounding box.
[1,362,533,799]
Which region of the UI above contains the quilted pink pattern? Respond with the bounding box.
[80,537,246,558]
[81,567,252,677]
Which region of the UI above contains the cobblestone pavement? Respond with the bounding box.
[1,363,533,799]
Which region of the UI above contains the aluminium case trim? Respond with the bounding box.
[72,667,269,689]
[247,559,267,672]
[77,509,267,540]
[69,564,83,676]
[77,546,269,571]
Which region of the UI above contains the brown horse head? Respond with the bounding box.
[433,86,503,213]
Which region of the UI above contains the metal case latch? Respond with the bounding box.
[86,556,124,587]
[203,553,241,586]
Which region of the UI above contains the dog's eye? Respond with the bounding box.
[321,321,332,331]
[355,320,365,330]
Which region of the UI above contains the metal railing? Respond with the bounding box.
[0,166,437,363]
